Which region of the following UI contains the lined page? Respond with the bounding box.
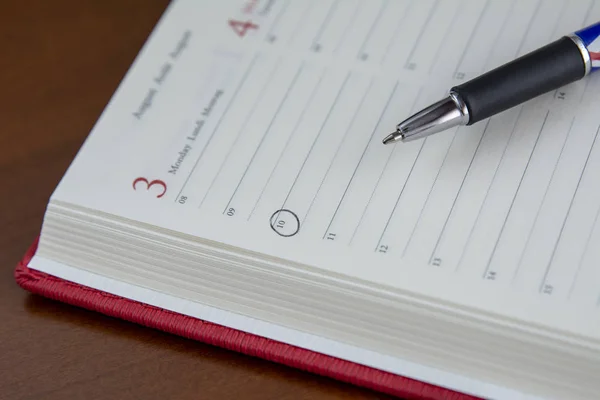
[47,0,600,311]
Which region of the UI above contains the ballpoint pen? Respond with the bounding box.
[383,21,600,144]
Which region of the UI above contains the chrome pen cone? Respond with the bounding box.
[382,132,398,145]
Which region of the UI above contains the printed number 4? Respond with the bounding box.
[228,19,259,37]
[132,177,167,198]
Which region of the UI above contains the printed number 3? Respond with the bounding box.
[132,177,167,198]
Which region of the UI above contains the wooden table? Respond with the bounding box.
[0,2,391,399]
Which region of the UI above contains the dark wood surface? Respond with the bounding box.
[0,2,391,399]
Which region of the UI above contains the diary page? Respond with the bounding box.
[33,0,600,337]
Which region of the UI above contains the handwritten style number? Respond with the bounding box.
[228,19,259,37]
[132,177,167,198]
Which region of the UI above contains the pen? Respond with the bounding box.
[383,21,600,144]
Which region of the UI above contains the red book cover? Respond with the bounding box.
[15,238,478,400]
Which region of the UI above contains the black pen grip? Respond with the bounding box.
[451,36,586,125]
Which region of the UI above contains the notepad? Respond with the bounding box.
[25,0,600,399]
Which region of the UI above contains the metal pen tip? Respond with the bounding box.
[384,93,469,144]
[382,132,400,145]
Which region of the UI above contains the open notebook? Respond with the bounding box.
[19,0,600,398]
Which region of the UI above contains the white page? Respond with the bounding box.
[33,0,600,345]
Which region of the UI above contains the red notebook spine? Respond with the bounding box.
[15,238,478,400]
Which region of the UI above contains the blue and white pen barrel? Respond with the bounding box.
[449,21,600,126]
[573,21,600,73]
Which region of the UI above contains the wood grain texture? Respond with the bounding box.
[0,2,392,399]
